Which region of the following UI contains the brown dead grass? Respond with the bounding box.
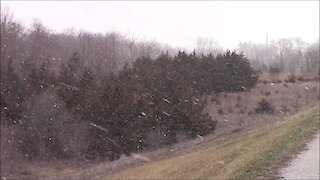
[104,106,319,179]
[204,73,319,116]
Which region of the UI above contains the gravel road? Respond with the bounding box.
[280,131,319,180]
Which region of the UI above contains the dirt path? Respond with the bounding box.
[280,131,319,180]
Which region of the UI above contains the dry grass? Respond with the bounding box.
[104,106,319,179]
[203,74,319,136]
[205,73,319,116]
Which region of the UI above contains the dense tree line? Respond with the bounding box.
[1,47,258,161]
[1,11,259,161]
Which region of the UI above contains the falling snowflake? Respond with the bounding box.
[162,111,170,116]
[163,98,170,103]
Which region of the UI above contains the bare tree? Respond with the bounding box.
[304,40,320,74]
[0,9,24,74]
[125,31,137,65]
[137,40,161,59]
[109,32,118,72]
[196,37,223,55]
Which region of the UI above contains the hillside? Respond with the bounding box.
[103,106,319,179]
[6,105,318,180]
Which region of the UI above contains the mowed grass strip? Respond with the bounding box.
[102,106,319,180]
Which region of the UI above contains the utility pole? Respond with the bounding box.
[266,33,268,62]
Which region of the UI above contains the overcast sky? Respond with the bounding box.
[2,1,319,50]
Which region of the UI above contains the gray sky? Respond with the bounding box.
[2,1,319,49]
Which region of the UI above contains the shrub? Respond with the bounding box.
[218,108,224,115]
[264,91,271,96]
[285,74,296,83]
[297,75,311,82]
[297,76,304,81]
[255,99,275,114]
[269,66,281,74]
[272,79,282,83]
[281,104,290,112]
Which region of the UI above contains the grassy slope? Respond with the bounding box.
[102,106,319,179]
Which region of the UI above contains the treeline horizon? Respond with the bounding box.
[1,10,319,77]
